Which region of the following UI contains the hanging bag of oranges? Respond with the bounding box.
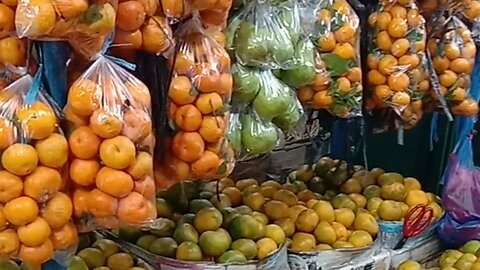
[0,70,78,265]
[303,0,363,118]
[15,0,117,58]
[160,15,234,182]
[366,0,429,121]
[428,16,479,116]
[65,55,156,232]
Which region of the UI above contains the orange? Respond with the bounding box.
[387,72,410,91]
[450,58,471,74]
[196,93,224,115]
[465,0,480,19]
[313,91,333,107]
[451,98,479,116]
[389,5,407,18]
[451,87,466,101]
[367,54,379,69]
[172,131,205,163]
[0,229,19,256]
[407,8,422,27]
[174,104,203,132]
[199,116,225,143]
[332,43,355,60]
[391,38,409,57]
[173,52,195,75]
[86,189,118,218]
[205,27,226,47]
[374,85,392,100]
[4,196,39,226]
[99,135,136,170]
[163,155,191,180]
[317,32,336,52]
[15,0,56,37]
[0,118,14,150]
[376,11,392,30]
[134,175,156,199]
[35,133,68,169]
[24,166,62,203]
[125,81,151,109]
[42,192,73,229]
[89,109,123,139]
[50,222,78,249]
[214,49,231,74]
[68,126,101,159]
[368,70,386,85]
[337,77,351,93]
[376,31,392,52]
[378,54,398,75]
[168,102,178,119]
[444,43,461,60]
[346,67,362,83]
[0,37,26,66]
[67,79,100,116]
[191,150,221,177]
[332,0,351,14]
[297,86,314,103]
[196,72,221,93]
[70,159,100,186]
[118,191,156,224]
[72,188,89,218]
[19,238,54,265]
[368,13,378,26]
[142,16,173,54]
[462,42,476,59]
[334,24,355,43]
[0,170,23,203]
[398,54,420,69]
[439,70,457,87]
[16,102,56,140]
[116,1,146,32]
[0,3,14,38]
[64,105,89,127]
[418,80,430,92]
[96,167,134,198]
[313,74,330,91]
[55,0,88,19]
[0,206,7,231]
[113,29,143,49]
[1,143,38,176]
[169,76,197,105]
[127,151,153,180]
[122,109,152,143]
[433,57,450,73]
[318,8,331,23]
[387,18,408,38]
[18,217,52,247]
[391,92,410,106]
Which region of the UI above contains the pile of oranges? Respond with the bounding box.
[112,0,173,55]
[0,1,26,67]
[160,17,234,183]
[366,0,428,121]
[0,76,78,265]
[160,0,233,28]
[428,17,479,116]
[300,0,363,118]
[65,57,156,231]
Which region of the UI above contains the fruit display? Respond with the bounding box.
[160,16,234,182]
[0,74,78,265]
[427,16,478,117]
[112,1,173,55]
[298,0,363,118]
[115,179,289,264]
[14,0,116,58]
[65,56,156,231]
[366,0,429,129]
[159,0,232,28]
[73,236,154,270]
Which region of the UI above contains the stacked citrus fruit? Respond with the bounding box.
[304,0,363,118]
[112,0,173,55]
[432,240,480,269]
[161,17,234,182]
[428,16,478,117]
[366,0,428,121]
[0,76,78,265]
[0,1,26,68]
[160,0,232,28]
[65,57,156,231]
[117,178,287,263]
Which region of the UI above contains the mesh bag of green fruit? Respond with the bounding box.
[300,0,363,118]
[427,16,479,116]
[228,0,300,68]
[366,0,429,117]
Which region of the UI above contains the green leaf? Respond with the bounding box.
[331,12,345,32]
[322,53,352,77]
[168,118,177,133]
[406,29,424,43]
[217,162,227,175]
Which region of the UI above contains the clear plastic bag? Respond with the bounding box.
[65,56,156,231]
[112,3,174,56]
[366,0,428,116]
[159,0,232,27]
[240,106,280,156]
[428,16,479,116]
[160,16,234,182]
[306,0,363,117]
[228,0,298,68]
[15,0,117,58]
[0,73,77,265]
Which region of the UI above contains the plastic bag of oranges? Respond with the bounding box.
[161,15,234,182]
[305,0,363,117]
[227,0,299,68]
[366,0,428,115]
[15,0,116,58]
[0,73,78,265]
[65,56,156,231]
[428,16,479,116]
[159,0,233,27]
[112,1,174,55]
